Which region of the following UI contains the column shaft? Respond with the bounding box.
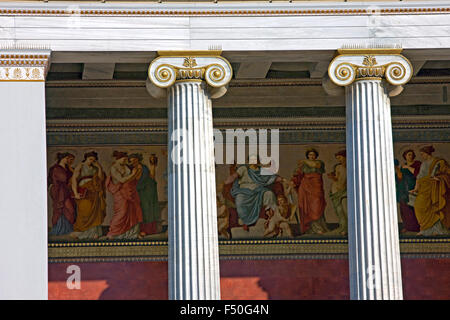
[0,81,48,299]
[168,81,220,300]
[346,80,403,300]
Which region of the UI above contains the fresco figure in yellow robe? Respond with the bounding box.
[410,146,450,236]
[71,151,107,239]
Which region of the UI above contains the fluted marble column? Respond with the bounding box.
[329,48,413,300]
[147,51,232,300]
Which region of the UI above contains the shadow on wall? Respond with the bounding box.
[48,259,450,300]
[48,259,349,300]
[220,259,349,300]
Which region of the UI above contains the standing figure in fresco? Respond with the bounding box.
[71,151,106,239]
[410,146,450,236]
[327,150,348,236]
[48,152,76,236]
[225,154,282,231]
[106,151,143,239]
[129,153,160,238]
[292,148,328,235]
[216,184,231,239]
[219,164,237,238]
[394,149,421,233]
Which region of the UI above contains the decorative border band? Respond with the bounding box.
[1,7,450,17]
[47,253,450,263]
[0,51,50,81]
[44,78,450,88]
[48,238,450,262]
[47,237,450,248]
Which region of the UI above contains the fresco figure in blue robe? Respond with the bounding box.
[129,153,160,237]
[225,155,282,231]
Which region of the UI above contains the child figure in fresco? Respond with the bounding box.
[264,194,293,238]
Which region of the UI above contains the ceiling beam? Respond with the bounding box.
[235,61,272,79]
[411,60,427,76]
[82,63,116,80]
[309,61,330,79]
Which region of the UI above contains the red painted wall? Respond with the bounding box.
[48,258,449,300]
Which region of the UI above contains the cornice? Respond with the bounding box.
[0,50,51,81]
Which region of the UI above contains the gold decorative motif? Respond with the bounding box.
[48,238,450,261]
[183,57,197,68]
[12,68,22,79]
[0,7,449,17]
[148,51,232,89]
[0,52,50,81]
[362,55,377,67]
[328,49,413,86]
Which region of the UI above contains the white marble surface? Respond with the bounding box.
[0,80,48,300]
[167,81,221,300]
[346,80,403,300]
[0,2,450,52]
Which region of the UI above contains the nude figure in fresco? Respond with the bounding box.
[326,150,348,236]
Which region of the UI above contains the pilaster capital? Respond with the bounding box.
[328,48,413,87]
[0,49,51,81]
[147,50,233,99]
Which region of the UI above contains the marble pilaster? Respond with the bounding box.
[0,49,51,299]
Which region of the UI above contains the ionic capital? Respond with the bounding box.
[328,48,413,87]
[147,50,233,99]
[0,49,51,81]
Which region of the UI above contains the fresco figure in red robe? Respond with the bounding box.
[291,148,328,235]
[106,151,143,239]
[48,152,76,236]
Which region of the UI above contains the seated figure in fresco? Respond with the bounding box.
[326,150,348,236]
[394,149,421,233]
[264,194,293,238]
[225,154,283,232]
[128,153,160,238]
[291,148,329,235]
[48,152,76,236]
[106,151,143,239]
[410,146,450,236]
[71,151,106,239]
